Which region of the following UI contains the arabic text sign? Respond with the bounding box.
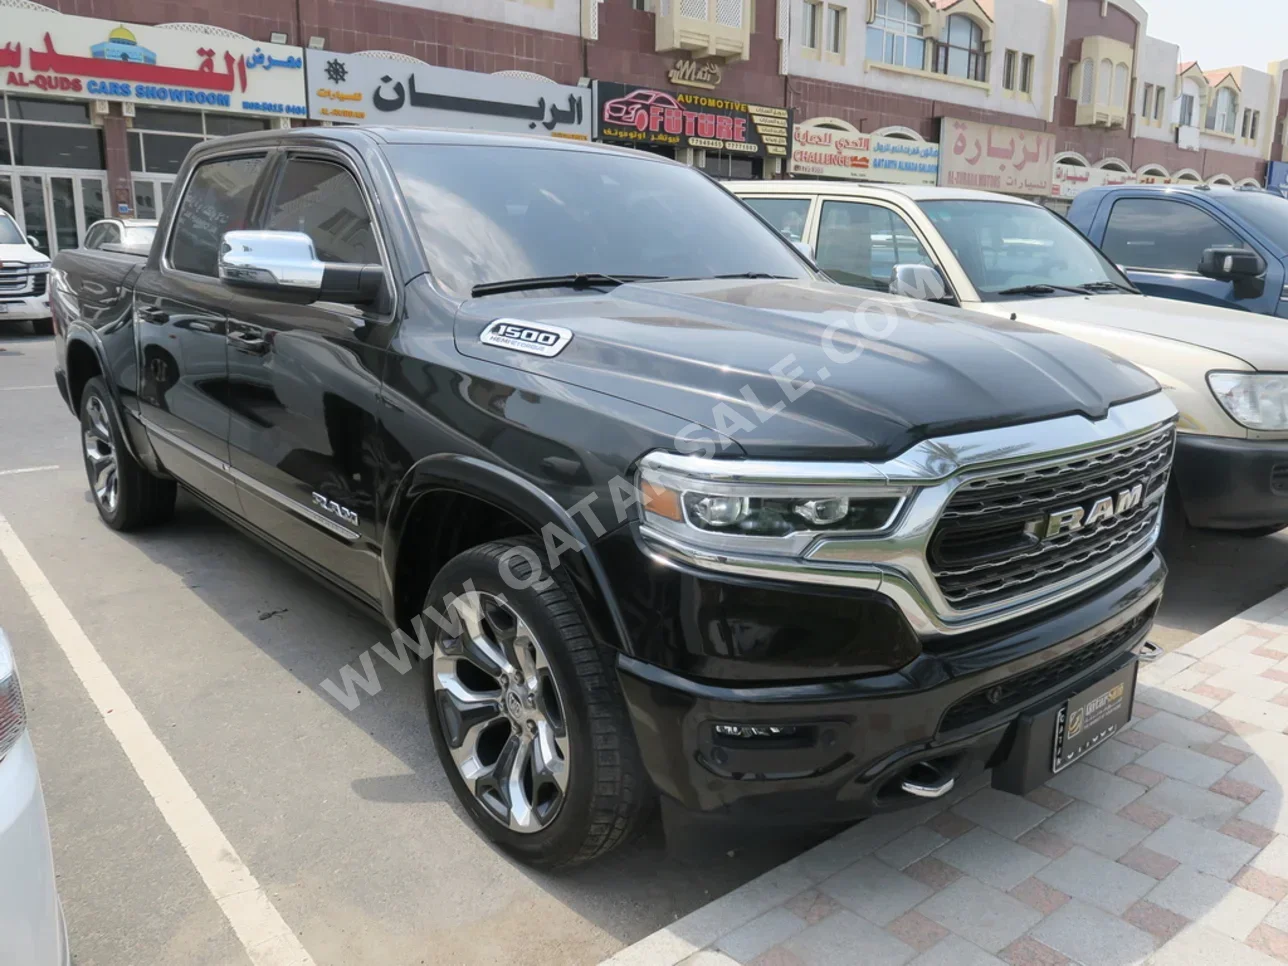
[790,122,939,185]
[938,118,1055,196]
[1051,163,1136,199]
[304,51,592,140]
[0,9,306,117]
[594,82,790,159]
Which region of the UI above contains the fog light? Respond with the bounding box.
[714,724,800,739]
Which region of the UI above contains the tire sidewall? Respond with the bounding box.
[423,548,601,866]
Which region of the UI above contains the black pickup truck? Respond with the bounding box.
[51,127,1175,868]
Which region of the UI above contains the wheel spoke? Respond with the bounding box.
[533,719,568,793]
[502,734,538,832]
[434,663,503,781]
[452,593,512,679]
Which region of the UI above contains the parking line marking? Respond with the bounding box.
[0,513,317,966]
[0,465,59,476]
[0,384,57,391]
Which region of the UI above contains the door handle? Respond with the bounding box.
[138,306,168,324]
[228,328,270,355]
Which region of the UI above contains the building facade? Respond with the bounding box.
[0,0,1282,254]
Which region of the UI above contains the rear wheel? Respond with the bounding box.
[80,376,176,530]
[424,538,652,868]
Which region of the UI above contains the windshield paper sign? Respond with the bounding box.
[938,118,1055,196]
[305,50,591,140]
[790,119,938,184]
[594,82,789,159]
[0,9,306,117]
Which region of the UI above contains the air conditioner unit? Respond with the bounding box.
[121,102,136,118]
[276,117,292,130]
[93,100,110,116]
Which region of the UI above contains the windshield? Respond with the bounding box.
[384,144,811,298]
[1217,191,1288,253]
[920,200,1132,300]
[0,213,24,246]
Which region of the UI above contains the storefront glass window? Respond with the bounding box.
[700,153,759,181]
[133,107,205,135]
[0,127,10,168]
[8,98,90,125]
[11,124,104,170]
[139,133,203,175]
[0,178,13,220]
[205,115,270,138]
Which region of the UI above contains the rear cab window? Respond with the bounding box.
[167,155,267,277]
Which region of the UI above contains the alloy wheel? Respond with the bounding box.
[84,396,119,514]
[432,591,571,833]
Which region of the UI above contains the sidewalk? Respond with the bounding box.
[604,587,1288,966]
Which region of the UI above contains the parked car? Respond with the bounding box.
[53,128,1172,867]
[0,629,69,966]
[0,209,52,335]
[83,218,158,258]
[733,181,1288,537]
[1068,184,1288,317]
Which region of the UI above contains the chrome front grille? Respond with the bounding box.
[928,424,1175,610]
[0,264,35,296]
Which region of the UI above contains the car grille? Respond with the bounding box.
[939,604,1155,733]
[0,263,41,297]
[928,424,1175,611]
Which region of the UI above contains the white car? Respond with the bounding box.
[0,629,68,965]
[730,181,1288,539]
[0,210,53,334]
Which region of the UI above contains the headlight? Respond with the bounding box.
[0,630,26,762]
[637,451,908,557]
[1207,371,1288,431]
[29,262,50,273]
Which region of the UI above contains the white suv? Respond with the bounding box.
[0,210,53,334]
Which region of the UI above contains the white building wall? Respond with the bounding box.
[785,0,1056,123]
[1198,66,1272,159]
[1133,34,1176,143]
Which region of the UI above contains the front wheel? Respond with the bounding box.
[424,538,652,868]
[80,376,176,530]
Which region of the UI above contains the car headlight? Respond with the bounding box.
[29,262,50,273]
[637,451,908,557]
[0,630,26,762]
[1207,371,1288,431]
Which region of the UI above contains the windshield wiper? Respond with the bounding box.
[709,272,795,280]
[995,283,1091,296]
[1075,280,1139,294]
[470,273,665,298]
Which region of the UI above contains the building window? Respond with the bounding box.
[803,0,821,49]
[1179,92,1196,126]
[826,5,845,55]
[1208,87,1237,135]
[865,0,926,70]
[934,14,986,82]
[1020,53,1034,93]
[1242,108,1252,138]
[1003,49,1017,89]
[1141,83,1154,117]
[1077,59,1094,104]
[128,107,269,175]
[1113,63,1129,108]
[1251,110,1260,141]
[1154,86,1165,120]
[632,0,649,9]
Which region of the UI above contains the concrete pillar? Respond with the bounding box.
[101,112,134,219]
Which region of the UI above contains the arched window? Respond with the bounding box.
[1079,58,1094,104]
[1208,88,1237,135]
[1113,63,1129,108]
[865,0,926,70]
[1098,59,1113,103]
[934,14,986,82]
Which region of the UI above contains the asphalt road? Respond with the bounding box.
[1,327,1283,966]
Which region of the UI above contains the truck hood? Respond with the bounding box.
[0,243,46,264]
[1001,293,1288,371]
[453,278,1159,461]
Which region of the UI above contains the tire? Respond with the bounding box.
[424,537,653,868]
[31,318,54,336]
[80,376,176,531]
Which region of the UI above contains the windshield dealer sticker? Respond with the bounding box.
[480,319,573,358]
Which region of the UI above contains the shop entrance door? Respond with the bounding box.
[4,170,106,256]
[131,177,177,221]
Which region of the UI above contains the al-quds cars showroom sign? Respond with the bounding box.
[304,50,592,140]
[0,9,306,117]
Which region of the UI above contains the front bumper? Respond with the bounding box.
[616,551,1164,822]
[1172,433,1288,530]
[0,733,68,966]
[0,294,50,322]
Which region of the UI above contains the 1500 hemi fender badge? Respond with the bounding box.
[480,319,573,358]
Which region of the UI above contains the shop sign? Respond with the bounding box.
[0,9,306,118]
[790,121,938,185]
[1050,163,1135,198]
[594,82,790,159]
[667,58,723,90]
[305,50,592,140]
[939,117,1055,196]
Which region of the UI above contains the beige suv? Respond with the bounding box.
[728,180,1288,538]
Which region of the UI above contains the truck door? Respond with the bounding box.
[1096,195,1271,311]
[134,152,269,514]
[223,152,392,604]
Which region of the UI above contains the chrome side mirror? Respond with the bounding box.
[26,235,41,250]
[889,263,950,302]
[219,230,325,292]
[219,230,383,305]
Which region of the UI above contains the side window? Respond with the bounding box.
[103,226,121,246]
[1100,198,1247,272]
[741,197,812,243]
[83,225,106,249]
[815,200,934,290]
[265,159,378,265]
[168,155,265,277]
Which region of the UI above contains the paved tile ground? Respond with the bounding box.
[603,588,1288,966]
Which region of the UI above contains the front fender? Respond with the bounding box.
[380,453,633,655]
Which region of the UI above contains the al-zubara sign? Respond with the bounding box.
[0,9,307,118]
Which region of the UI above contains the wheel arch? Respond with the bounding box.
[382,454,632,656]
[64,334,105,415]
